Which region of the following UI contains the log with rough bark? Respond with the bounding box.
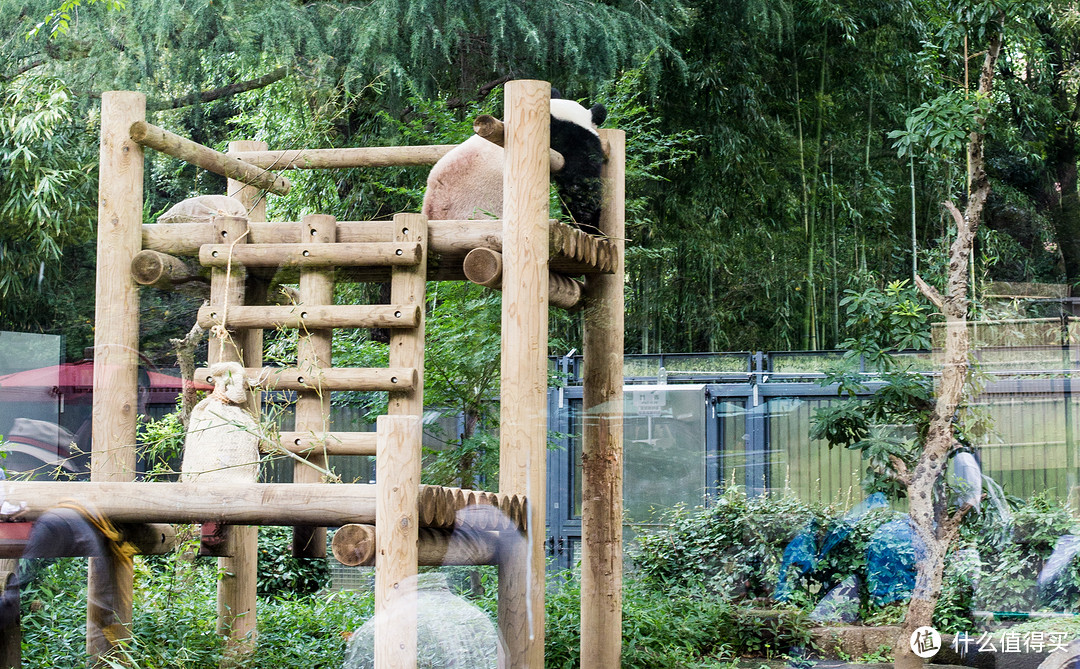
[897,15,1003,669]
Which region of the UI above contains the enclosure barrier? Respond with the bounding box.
[0,81,624,669]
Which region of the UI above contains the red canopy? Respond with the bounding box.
[0,362,210,402]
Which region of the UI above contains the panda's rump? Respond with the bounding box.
[422,136,505,221]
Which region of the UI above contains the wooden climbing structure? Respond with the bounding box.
[0,80,624,669]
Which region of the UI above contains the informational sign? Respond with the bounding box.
[632,389,666,417]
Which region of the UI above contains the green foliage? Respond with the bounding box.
[888,91,990,161]
[635,489,814,597]
[136,408,186,480]
[21,544,366,667]
[545,573,812,668]
[0,73,96,334]
[632,487,1080,637]
[257,526,331,598]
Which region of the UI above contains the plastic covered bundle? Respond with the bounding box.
[344,573,501,669]
[948,451,983,511]
[809,575,861,623]
[775,523,818,601]
[1037,535,1080,591]
[157,195,247,224]
[866,518,920,605]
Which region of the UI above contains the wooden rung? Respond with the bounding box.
[277,431,377,456]
[197,304,421,330]
[462,248,583,310]
[199,241,423,268]
[144,220,501,257]
[0,482,379,526]
[129,121,290,195]
[195,366,419,392]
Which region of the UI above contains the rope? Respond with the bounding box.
[53,500,138,570]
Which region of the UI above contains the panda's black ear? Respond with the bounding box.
[591,104,607,127]
[551,87,564,100]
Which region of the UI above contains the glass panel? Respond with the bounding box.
[714,399,748,491]
[622,386,707,527]
[766,397,865,506]
[0,332,70,478]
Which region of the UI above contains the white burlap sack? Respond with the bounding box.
[181,361,260,483]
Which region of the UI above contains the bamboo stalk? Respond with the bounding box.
[197,304,421,330]
[199,241,423,268]
[128,121,290,195]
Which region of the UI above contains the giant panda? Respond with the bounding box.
[422,92,608,235]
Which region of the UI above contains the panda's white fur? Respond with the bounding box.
[421,98,602,223]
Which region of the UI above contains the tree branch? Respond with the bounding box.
[888,454,913,487]
[0,59,44,82]
[147,67,289,111]
[446,75,514,110]
[939,501,975,542]
[913,273,944,310]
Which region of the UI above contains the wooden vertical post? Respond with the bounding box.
[293,214,336,558]
[217,141,265,663]
[89,90,145,659]
[497,79,550,669]
[388,212,427,417]
[580,129,626,668]
[208,212,255,662]
[0,561,20,669]
[375,414,420,669]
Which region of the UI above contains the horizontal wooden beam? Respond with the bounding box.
[130,249,202,289]
[199,241,423,268]
[196,366,418,392]
[145,220,501,257]
[143,220,616,274]
[197,304,421,330]
[331,524,501,567]
[0,522,177,558]
[277,431,378,456]
[228,145,457,169]
[2,482,378,525]
[463,248,583,310]
[129,121,290,195]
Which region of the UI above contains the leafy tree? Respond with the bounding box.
[0,73,96,354]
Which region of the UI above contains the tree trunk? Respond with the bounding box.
[901,15,1003,669]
